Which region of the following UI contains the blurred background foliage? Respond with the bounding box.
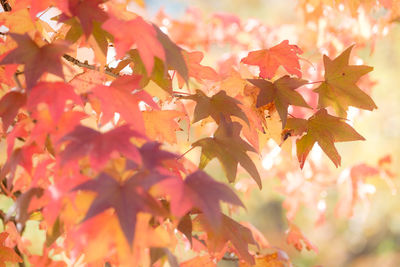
[146,0,400,266]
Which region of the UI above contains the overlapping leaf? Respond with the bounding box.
[195,213,257,265]
[159,170,244,230]
[0,91,26,131]
[0,33,69,88]
[90,75,149,131]
[248,75,309,127]
[285,108,365,168]
[0,232,23,267]
[58,125,144,170]
[286,222,318,252]
[102,16,165,74]
[73,173,165,245]
[193,118,261,188]
[314,45,377,116]
[154,25,188,82]
[143,110,184,144]
[27,82,82,122]
[181,90,249,125]
[59,0,108,38]
[177,50,218,88]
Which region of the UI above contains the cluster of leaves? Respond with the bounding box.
[0,0,394,266]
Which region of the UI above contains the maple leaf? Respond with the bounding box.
[138,142,178,171]
[73,172,165,245]
[177,50,218,88]
[314,45,377,116]
[150,247,179,267]
[0,144,41,185]
[27,82,82,122]
[11,0,57,18]
[193,118,261,188]
[181,90,249,125]
[285,108,365,168]
[239,252,292,267]
[248,75,310,127]
[0,232,23,267]
[128,49,173,93]
[143,110,184,144]
[286,222,318,253]
[0,91,26,131]
[159,170,244,230]
[180,255,216,267]
[154,25,188,82]
[0,8,35,33]
[195,213,257,265]
[59,0,108,38]
[90,74,156,132]
[58,125,144,170]
[102,16,165,74]
[0,34,69,88]
[241,40,303,79]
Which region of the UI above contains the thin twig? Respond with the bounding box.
[0,0,11,12]
[177,146,195,160]
[222,256,239,261]
[13,72,23,89]
[62,54,120,78]
[305,80,324,85]
[37,6,51,19]
[0,181,16,200]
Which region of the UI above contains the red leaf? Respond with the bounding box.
[0,34,69,88]
[0,232,23,267]
[0,91,26,131]
[102,16,165,74]
[27,82,82,122]
[241,40,303,79]
[138,142,178,170]
[58,125,143,170]
[91,74,156,132]
[159,170,244,230]
[59,0,108,37]
[73,172,166,245]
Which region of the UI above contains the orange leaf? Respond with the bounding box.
[178,50,218,88]
[180,255,216,267]
[143,110,184,144]
[241,40,303,79]
[0,232,23,267]
[286,222,318,253]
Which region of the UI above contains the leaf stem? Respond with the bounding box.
[0,180,16,200]
[305,80,324,85]
[172,91,192,98]
[177,146,195,160]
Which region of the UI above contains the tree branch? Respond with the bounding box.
[62,54,120,78]
[0,0,11,12]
